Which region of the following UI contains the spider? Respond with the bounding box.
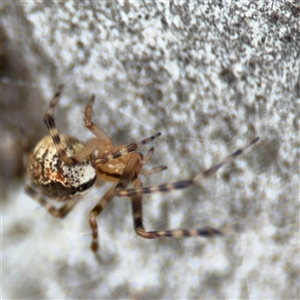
[26,85,259,254]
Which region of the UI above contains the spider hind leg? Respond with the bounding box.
[131,178,222,241]
[25,185,80,218]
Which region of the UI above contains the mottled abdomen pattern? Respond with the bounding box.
[28,135,96,201]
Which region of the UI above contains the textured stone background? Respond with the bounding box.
[1,1,299,299]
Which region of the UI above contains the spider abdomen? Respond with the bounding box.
[28,135,96,201]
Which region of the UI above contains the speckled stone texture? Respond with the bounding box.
[1,2,299,299]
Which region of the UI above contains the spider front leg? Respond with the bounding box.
[131,178,222,239]
[92,132,162,166]
[113,153,221,240]
[44,85,75,166]
[117,137,260,239]
[116,137,260,198]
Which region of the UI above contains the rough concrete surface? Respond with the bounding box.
[1,2,299,299]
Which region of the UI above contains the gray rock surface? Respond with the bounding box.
[1,2,299,299]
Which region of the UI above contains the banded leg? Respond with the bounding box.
[93,132,161,166]
[131,178,222,239]
[89,185,116,253]
[44,85,74,166]
[25,185,80,218]
[117,137,260,198]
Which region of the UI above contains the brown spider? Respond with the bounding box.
[26,85,259,254]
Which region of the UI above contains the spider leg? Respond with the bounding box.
[143,146,155,164]
[116,137,260,197]
[115,153,142,191]
[93,132,161,166]
[140,166,168,176]
[89,184,116,253]
[44,85,74,166]
[131,178,222,239]
[140,146,168,176]
[73,96,114,163]
[25,185,80,217]
[76,97,161,164]
[83,95,114,145]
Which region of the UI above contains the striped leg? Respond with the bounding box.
[89,185,116,253]
[116,137,260,198]
[92,132,161,166]
[131,178,222,239]
[25,185,80,218]
[44,85,74,166]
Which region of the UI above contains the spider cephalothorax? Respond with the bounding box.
[26,85,259,254]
